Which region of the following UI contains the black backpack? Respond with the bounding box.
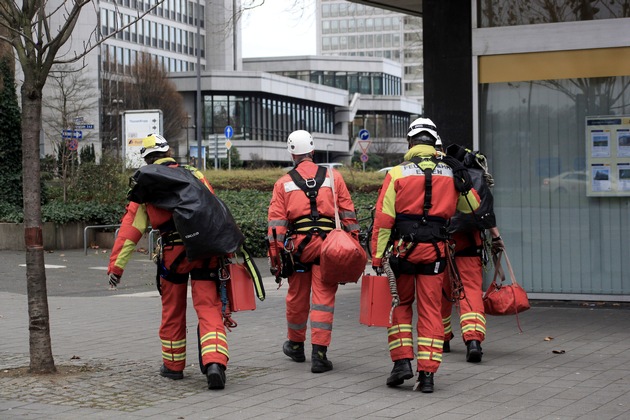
[446,145,496,232]
[128,164,245,260]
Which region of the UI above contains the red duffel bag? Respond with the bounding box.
[320,168,367,284]
[320,228,367,284]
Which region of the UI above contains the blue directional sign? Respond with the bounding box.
[62,129,83,139]
[224,125,234,139]
[358,129,370,141]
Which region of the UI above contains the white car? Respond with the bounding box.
[541,171,587,194]
[318,163,343,170]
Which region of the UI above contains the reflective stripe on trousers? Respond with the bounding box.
[285,264,338,346]
[389,272,445,373]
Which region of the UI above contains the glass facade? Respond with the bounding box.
[275,70,401,96]
[100,0,204,75]
[352,113,409,139]
[478,0,630,28]
[318,0,423,99]
[479,76,630,294]
[202,94,335,142]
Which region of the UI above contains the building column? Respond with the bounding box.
[422,1,472,149]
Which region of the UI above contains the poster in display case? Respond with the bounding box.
[586,116,630,197]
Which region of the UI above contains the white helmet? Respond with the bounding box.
[287,130,314,155]
[407,117,440,145]
[140,133,169,158]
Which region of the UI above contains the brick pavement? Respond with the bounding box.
[1,250,629,419]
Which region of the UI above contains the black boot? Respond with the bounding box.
[283,340,306,363]
[466,340,483,363]
[386,358,414,387]
[416,371,434,393]
[159,364,183,380]
[311,344,333,373]
[205,363,226,390]
[443,340,450,353]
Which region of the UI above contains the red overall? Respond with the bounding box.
[267,160,359,347]
[442,231,486,344]
[108,158,228,373]
[371,145,480,374]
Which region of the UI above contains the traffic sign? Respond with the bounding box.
[224,125,234,139]
[75,124,94,130]
[67,139,78,151]
[225,139,233,150]
[358,129,370,141]
[62,129,82,139]
[358,140,371,154]
[360,153,369,163]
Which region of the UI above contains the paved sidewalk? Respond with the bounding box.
[1,250,629,419]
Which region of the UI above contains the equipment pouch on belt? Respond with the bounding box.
[388,255,447,277]
[395,218,448,243]
[279,249,295,278]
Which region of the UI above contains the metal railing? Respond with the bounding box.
[83,224,120,255]
[84,225,159,260]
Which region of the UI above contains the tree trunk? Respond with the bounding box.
[21,80,56,374]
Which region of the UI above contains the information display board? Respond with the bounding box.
[122,109,163,169]
[586,115,630,197]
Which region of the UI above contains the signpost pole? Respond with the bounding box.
[214,135,219,170]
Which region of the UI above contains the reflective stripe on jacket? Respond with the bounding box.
[267,160,359,263]
[371,145,480,266]
[108,158,216,276]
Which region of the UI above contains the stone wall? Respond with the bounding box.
[0,223,149,251]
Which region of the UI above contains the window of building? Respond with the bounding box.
[322,20,330,34]
[480,75,630,291]
[478,0,629,28]
[322,3,330,18]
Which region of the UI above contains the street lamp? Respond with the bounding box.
[111,99,124,158]
[326,142,333,163]
[182,114,196,164]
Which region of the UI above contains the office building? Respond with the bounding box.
[316,0,423,101]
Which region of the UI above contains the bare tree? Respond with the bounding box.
[43,65,98,202]
[0,0,165,374]
[127,52,188,141]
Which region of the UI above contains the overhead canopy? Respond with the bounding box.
[346,0,421,16]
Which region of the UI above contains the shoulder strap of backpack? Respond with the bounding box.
[410,156,438,221]
[288,165,327,220]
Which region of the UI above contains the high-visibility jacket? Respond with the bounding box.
[108,158,217,276]
[267,160,359,263]
[371,145,481,267]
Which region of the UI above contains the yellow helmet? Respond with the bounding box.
[140,133,169,158]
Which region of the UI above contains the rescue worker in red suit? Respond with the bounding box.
[371,118,480,393]
[267,130,360,373]
[108,134,228,390]
[440,144,505,363]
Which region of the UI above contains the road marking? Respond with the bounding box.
[19,264,66,269]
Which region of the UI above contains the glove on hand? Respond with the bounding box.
[491,237,505,255]
[108,272,121,288]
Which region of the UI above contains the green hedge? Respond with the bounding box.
[1,165,384,257]
[217,189,378,257]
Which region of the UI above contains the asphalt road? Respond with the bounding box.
[0,249,272,298]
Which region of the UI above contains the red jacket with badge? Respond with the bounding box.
[267,160,359,263]
[371,145,481,267]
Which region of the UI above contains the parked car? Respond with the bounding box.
[318,162,344,170]
[541,171,587,194]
